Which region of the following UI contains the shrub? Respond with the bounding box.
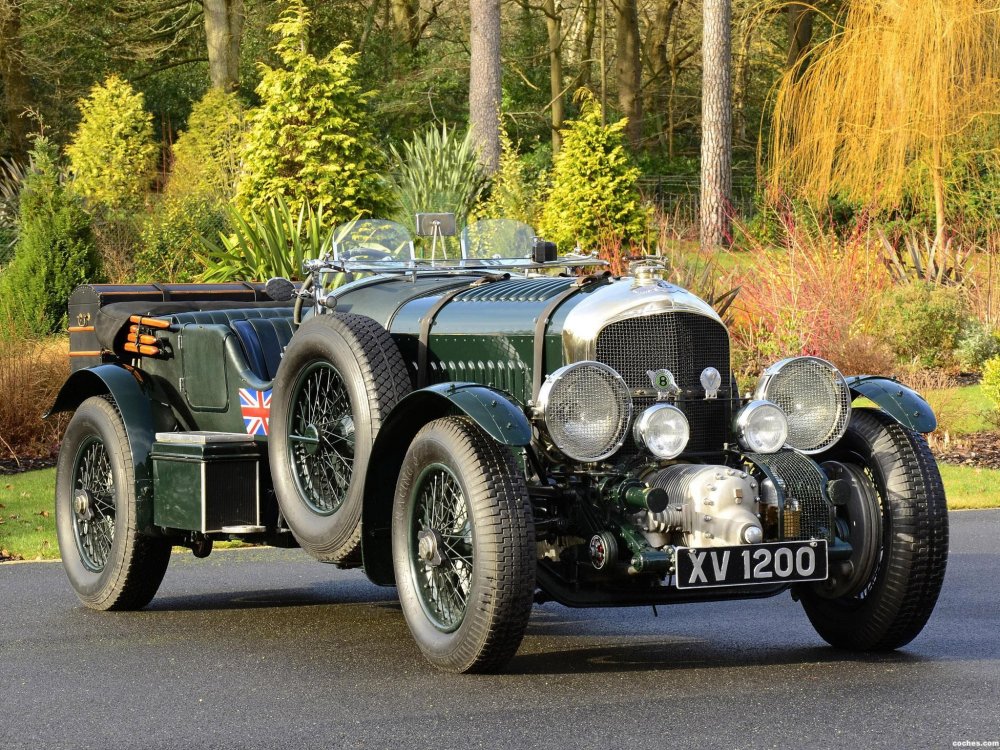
[0,157,26,268]
[0,138,102,335]
[168,89,247,204]
[390,123,487,235]
[981,355,1000,412]
[136,198,228,283]
[878,282,968,368]
[199,196,334,282]
[537,97,648,252]
[955,320,1000,373]
[236,0,393,227]
[729,211,893,380]
[65,75,157,216]
[0,328,68,460]
[476,125,539,226]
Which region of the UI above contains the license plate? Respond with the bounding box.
[674,540,828,590]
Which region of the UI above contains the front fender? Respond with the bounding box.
[846,375,937,433]
[47,365,162,532]
[360,383,531,586]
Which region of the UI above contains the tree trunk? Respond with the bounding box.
[390,0,421,49]
[648,0,680,111]
[786,4,814,77]
[543,0,564,154]
[578,0,598,91]
[203,0,244,92]
[0,0,31,159]
[700,0,732,250]
[932,141,947,250]
[615,0,642,148]
[469,0,502,173]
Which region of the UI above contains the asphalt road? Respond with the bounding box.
[2,511,997,750]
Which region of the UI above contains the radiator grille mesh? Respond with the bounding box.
[595,312,732,454]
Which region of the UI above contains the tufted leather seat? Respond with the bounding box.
[168,307,295,382]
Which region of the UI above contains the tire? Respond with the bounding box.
[55,396,171,610]
[392,417,536,673]
[269,313,411,563]
[800,408,949,650]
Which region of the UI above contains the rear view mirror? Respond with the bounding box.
[415,213,457,237]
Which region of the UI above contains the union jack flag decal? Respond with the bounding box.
[239,388,272,436]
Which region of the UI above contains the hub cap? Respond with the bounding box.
[288,361,355,515]
[409,465,473,632]
[72,438,116,573]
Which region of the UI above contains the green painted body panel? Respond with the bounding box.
[402,383,533,445]
[360,383,532,584]
[47,364,161,533]
[847,375,937,433]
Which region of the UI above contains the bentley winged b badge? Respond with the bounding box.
[647,369,681,400]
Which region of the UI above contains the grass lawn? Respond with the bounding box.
[0,468,58,560]
[923,383,994,436]
[1,456,995,562]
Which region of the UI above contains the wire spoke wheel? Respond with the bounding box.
[288,361,355,515]
[72,437,116,573]
[55,396,171,611]
[392,417,536,673]
[409,464,474,632]
[269,313,412,564]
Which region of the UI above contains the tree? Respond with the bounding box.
[469,0,502,173]
[538,97,647,251]
[0,137,102,334]
[0,0,32,160]
[700,0,733,249]
[769,0,1000,248]
[542,0,565,154]
[615,0,642,149]
[235,0,393,226]
[204,0,244,91]
[168,88,246,203]
[65,75,157,216]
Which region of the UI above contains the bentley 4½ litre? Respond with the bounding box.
[50,217,948,673]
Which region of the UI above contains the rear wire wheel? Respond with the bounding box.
[392,417,536,673]
[800,408,949,650]
[269,313,411,563]
[55,395,171,610]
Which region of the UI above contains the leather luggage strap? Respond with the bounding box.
[416,274,508,388]
[532,273,611,402]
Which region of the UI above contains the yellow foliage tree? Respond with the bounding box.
[768,0,1000,247]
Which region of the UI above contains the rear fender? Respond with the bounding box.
[360,383,532,585]
[47,365,168,533]
[846,375,937,433]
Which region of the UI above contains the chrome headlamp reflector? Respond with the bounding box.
[633,404,690,459]
[538,362,632,462]
[754,356,851,454]
[735,400,789,454]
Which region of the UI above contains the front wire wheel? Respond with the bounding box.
[392,417,536,673]
[409,464,474,632]
[801,408,949,650]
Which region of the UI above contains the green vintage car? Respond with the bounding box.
[50,216,948,673]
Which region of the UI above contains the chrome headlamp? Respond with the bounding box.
[735,400,789,454]
[537,362,632,462]
[754,356,851,454]
[634,404,690,459]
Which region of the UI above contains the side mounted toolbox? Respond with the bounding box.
[151,432,265,534]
